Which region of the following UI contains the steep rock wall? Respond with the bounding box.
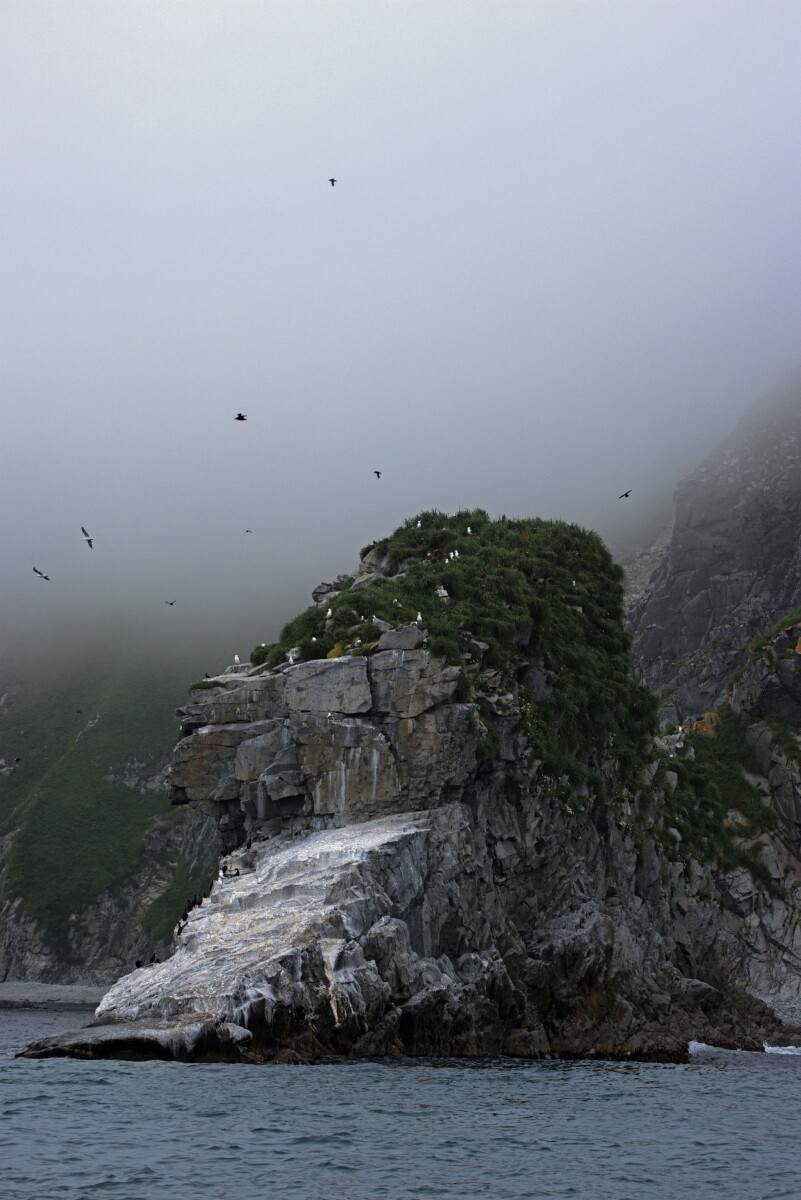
[629,367,801,715]
[23,638,794,1062]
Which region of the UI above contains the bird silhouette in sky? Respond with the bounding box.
[235,413,247,421]
[81,526,94,549]
[374,470,381,479]
[165,600,176,606]
[329,178,336,186]
[33,567,50,581]
[618,489,632,499]
[245,529,252,534]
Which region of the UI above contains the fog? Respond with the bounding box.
[3,1,801,673]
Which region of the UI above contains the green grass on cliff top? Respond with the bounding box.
[252,509,657,786]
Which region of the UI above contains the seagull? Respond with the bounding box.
[329,177,336,186]
[81,526,94,549]
[415,611,422,624]
[165,600,176,606]
[235,413,247,422]
[326,608,332,619]
[416,520,421,528]
[374,470,381,479]
[33,567,50,581]
[618,489,632,499]
[466,526,472,535]
[392,598,401,608]
[234,654,240,666]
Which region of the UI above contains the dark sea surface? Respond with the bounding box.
[3,1008,801,1200]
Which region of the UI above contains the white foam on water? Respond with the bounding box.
[764,1044,801,1055]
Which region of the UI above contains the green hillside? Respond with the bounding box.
[0,649,193,959]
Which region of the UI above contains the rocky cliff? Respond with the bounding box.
[629,366,801,716]
[22,512,797,1062]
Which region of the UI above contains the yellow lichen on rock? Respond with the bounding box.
[688,711,721,738]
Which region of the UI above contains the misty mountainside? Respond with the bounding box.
[628,364,801,716]
[25,509,801,1064]
[0,650,220,983]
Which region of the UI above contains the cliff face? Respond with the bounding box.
[23,513,800,1063]
[629,367,801,716]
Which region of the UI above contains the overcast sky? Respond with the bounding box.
[3,0,801,670]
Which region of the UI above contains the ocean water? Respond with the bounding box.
[2,1009,801,1200]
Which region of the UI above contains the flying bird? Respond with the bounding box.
[33,567,50,581]
[165,600,176,606]
[374,470,381,479]
[235,413,247,422]
[618,489,632,499]
[329,178,337,186]
[245,529,253,534]
[81,526,94,549]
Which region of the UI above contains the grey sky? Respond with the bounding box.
[3,1,801,667]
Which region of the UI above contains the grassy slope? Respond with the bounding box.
[0,652,191,958]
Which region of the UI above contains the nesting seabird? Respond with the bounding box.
[466,526,472,535]
[33,567,50,581]
[326,608,332,618]
[416,520,421,528]
[81,526,94,549]
[234,654,240,666]
[415,611,422,623]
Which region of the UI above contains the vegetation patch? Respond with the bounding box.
[252,509,657,789]
[657,703,778,890]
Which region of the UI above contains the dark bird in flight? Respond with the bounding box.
[618,489,632,499]
[81,526,94,549]
[329,178,336,186]
[235,413,247,421]
[374,470,381,479]
[245,529,252,534]
[165,600,176,606]
[33,567,50,581]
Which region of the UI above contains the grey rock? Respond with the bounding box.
[285,658,371,716]
[377,624,425,651]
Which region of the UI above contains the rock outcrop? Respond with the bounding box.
[629,366,801,715]
[22,628,794,1062]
